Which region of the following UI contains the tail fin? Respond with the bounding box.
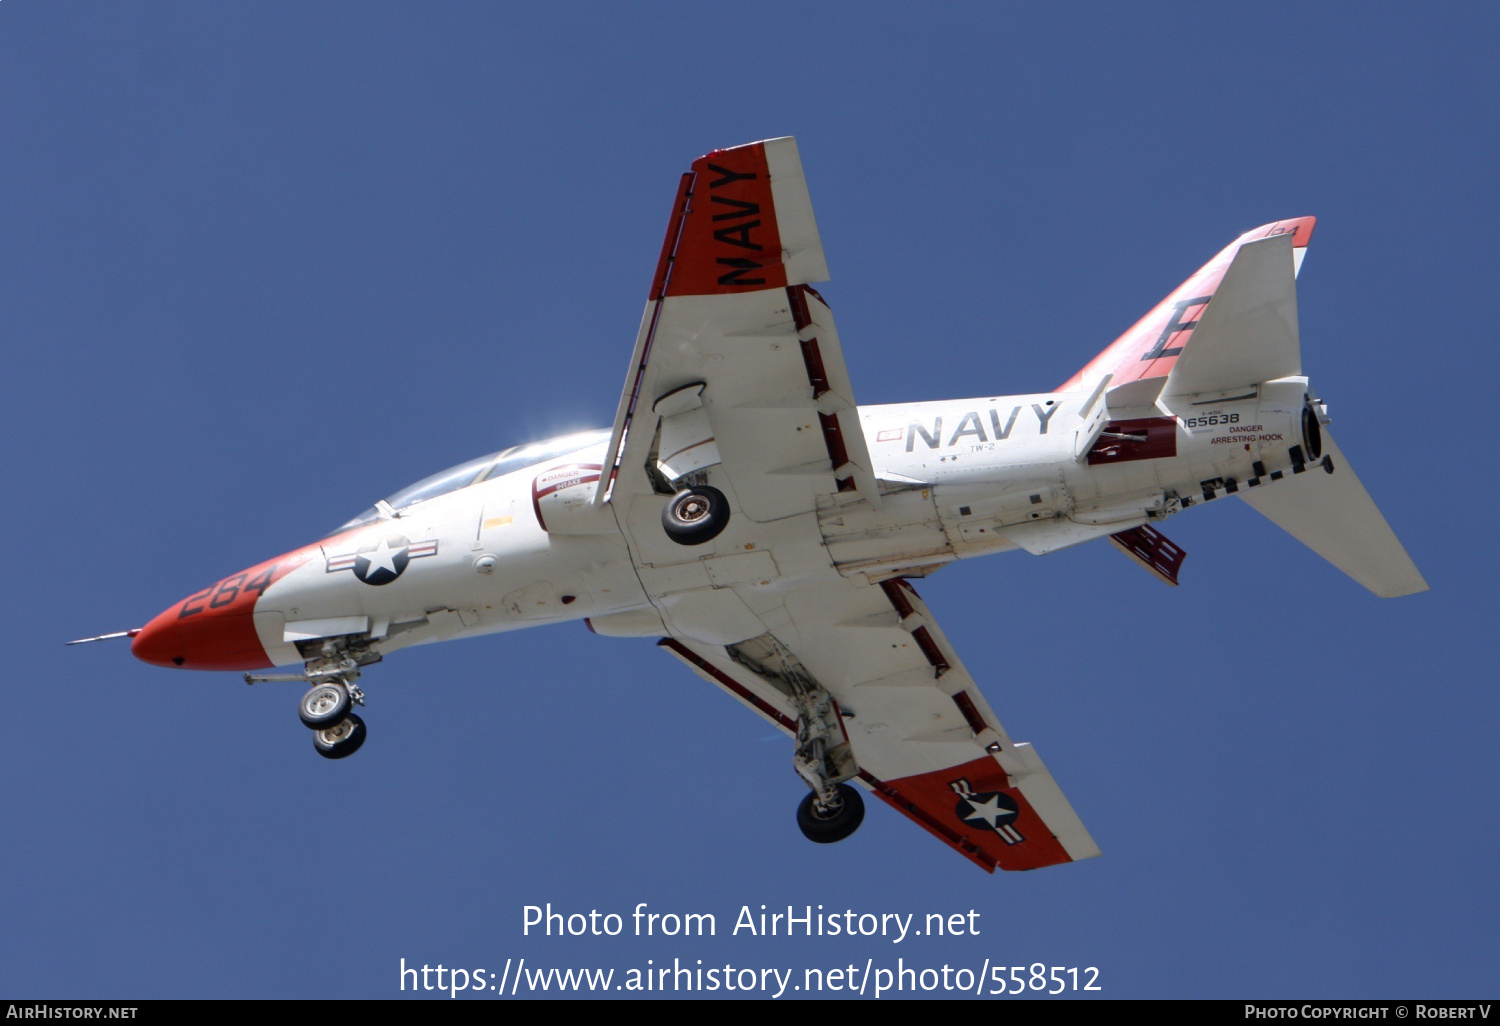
[1061,217,1316,394]
[1239,432,1428,598]
[1161,233,1300,397]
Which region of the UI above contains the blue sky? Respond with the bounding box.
[4,3,1496,999]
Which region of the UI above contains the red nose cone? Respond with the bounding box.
[130,601,271,671]
[131,555,295,671]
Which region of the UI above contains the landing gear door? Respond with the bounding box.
[653,383,722,483]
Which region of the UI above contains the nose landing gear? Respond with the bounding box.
[297,680,366,759]
[244,642,373,760]
[298,681,352,729]
[312,712,367,760]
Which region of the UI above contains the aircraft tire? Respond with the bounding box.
[661,485,730,546]
[313,713,367,760]
[796,783,865,844]
[298,681,352,730]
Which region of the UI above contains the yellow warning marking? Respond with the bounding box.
[483,516,514,529]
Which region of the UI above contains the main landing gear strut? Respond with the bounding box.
[728,636,868,844]
[789,678,864,844]
[245,643,371,760]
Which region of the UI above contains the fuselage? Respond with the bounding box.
[131,377,1316,671]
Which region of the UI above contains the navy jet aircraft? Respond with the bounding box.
[81,138,1425,872]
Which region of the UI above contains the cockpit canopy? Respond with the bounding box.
[338,429,609,531]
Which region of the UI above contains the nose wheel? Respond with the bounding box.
[299,681,366,760]
[312,712,367,760]
[246,647,374,760]
[299,679,367,760]
[298,681,352,729]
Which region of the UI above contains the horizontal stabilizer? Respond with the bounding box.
[1164,233,1301,397]
[1239,432,1427,598]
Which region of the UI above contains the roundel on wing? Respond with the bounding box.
[955,791,1020,833]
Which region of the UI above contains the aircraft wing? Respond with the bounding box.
[596,136,880,518]
[659,575,1100,872]
[602,137,1096,871]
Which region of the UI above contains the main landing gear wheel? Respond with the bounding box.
[662,485,730,546]
[313,713,367,760]
[796,783,865,844]
[298,681,352,729]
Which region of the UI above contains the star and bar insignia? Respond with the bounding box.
[949,778,1025,846]
[325,534,438,586]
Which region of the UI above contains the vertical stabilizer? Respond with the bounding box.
[1060,217,1315,394]
[1162,233,1301,397]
